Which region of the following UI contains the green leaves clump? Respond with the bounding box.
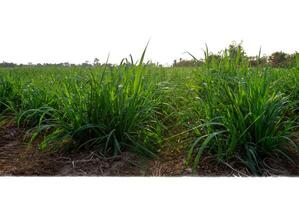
[187,67,298,175]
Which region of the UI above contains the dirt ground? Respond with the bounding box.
[0,123,298,176]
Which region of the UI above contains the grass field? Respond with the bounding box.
[0,50,298,176]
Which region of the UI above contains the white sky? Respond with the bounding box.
[0,0,298,65]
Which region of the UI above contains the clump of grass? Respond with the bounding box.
[19,67,162,156]
[187,66,298,175]
[0,77,13,113]
[0,75,22,115]
[15,46,168,157]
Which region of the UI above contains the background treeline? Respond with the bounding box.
[1,42,298,68]
[173,42,299,68]
[0,61,115,68]
[0,58,161,68]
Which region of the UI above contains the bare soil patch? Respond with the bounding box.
[0,124,298,176]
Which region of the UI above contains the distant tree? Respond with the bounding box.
[0,62,16,68]
[269,52,288,67]
[93,58,100,66]
[285,52,299,68]
[248,55,268,67]
[172,58,202,67]
[82,61,92,67]
[63,62,71,67]
[173,59,177,66]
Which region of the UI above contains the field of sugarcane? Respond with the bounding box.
[0,46,299,176]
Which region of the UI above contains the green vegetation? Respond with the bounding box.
[0,43,298,175]
[174,42,299,69]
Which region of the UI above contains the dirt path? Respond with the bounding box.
[0,124,146,176]
[0,123,298,176]
[0,123,235,176]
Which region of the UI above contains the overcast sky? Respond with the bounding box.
[0,0,298,65]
